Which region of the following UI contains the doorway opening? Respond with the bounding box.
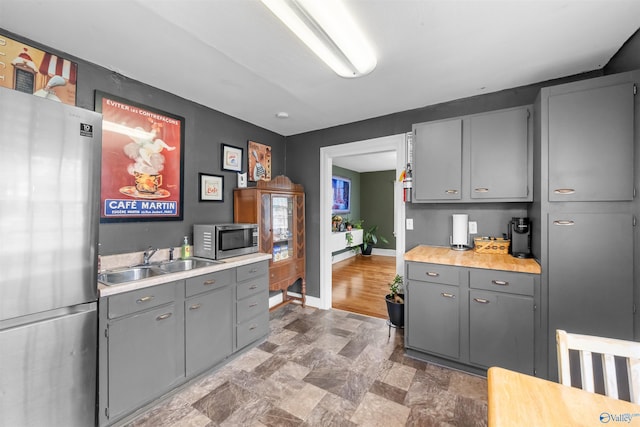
[319,134,407,311]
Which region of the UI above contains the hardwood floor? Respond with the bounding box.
[331,254,397,319]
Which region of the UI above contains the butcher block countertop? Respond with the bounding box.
[404,245,541,274]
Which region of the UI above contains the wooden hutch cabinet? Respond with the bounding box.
[233,176,305,307]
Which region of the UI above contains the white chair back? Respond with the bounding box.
[556,329,640,404]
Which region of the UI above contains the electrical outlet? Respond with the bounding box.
[468,221,478,234]
[406,218,414,230]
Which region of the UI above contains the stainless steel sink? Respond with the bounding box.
[157,258,220,273]
[98,266,166,285]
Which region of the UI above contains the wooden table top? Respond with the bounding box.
[404,245,541,274]
[488,367,640,426]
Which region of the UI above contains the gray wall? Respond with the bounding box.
[360,170,395,250]
[1,29,287,256]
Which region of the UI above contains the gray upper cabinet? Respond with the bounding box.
[548,82,634,201]
[470,107,530,200]
[413,118,463,201]
[412,105,532,203]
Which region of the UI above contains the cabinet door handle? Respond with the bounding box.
[426,272,440,277]
[445,189,459,194]
[156,312,173,321]
[250,268,258,273]
[473,298,490,304]
[492,280,509,286]
[441,292,455,299]
[553,188,576,195]
[553,220,575,226]
[474,187,489,193]
[249,284,258,290]
[189,304,201,310]
[203,279,216,285]
[249,303,258,308]
[136,296,154,304]
[249,324,257,331]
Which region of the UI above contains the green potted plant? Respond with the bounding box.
[386,274,404,327]
[360,224,389,256]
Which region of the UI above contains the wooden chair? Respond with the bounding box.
[556,329,640,404]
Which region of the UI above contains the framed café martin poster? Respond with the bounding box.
[95,91,184,222]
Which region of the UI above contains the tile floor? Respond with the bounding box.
[126,304,488,427]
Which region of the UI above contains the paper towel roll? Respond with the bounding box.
[452,214,469,246]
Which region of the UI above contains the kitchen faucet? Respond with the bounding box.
[143,247,158,265]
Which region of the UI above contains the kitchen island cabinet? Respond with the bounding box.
[405,246,540,376]
[98,255,270,427]
[412,105,532,203]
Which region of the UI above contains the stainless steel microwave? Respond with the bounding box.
[193,223,258,260]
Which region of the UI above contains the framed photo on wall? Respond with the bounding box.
[95,91,184,222]
[221,144,243,172]
[248,140,271,182]
[199,173,224,202]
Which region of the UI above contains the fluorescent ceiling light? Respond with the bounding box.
[261,0,377,78]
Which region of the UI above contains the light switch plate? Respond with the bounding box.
[468,221,478,234]
[406,218,414,230]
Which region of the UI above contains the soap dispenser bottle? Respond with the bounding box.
[181,236,191,259]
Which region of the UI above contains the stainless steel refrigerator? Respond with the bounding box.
[0,87,101,426]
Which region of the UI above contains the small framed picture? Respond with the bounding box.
[248,140,271,182]
[199,173,224,202]
[221,144,243,172]
[237,172,247,188]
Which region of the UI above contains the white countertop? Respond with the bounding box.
[98,253,272,297]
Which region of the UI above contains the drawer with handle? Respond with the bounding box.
[469,269,534,296]
[237,261,268,283]
[185,269,232,297]
[237,311,269,350]
[107,281,179,319]
[407,262,462,286]
[237,276,268,300]
[237,290,268,324]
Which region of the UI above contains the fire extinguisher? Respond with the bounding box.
[403,163,412,202]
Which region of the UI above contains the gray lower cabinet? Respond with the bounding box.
[405,262,462,359]
[407,280,460,359]
[185,285,233,377]
[406,261,538,374]
[99,260,270,426]
[548,213,634,365]
[468,269,535,374]
[103,280,184,423]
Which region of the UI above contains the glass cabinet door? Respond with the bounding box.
[271,195,293,262]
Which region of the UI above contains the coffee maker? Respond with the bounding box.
[508,217,533,258]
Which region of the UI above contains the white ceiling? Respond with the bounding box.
[1,0,639,139]
[333,151,397,173]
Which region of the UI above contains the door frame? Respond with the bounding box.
[319,133,407,310]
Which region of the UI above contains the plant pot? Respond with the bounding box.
[386,294,404,327]
[360,244,373,256]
